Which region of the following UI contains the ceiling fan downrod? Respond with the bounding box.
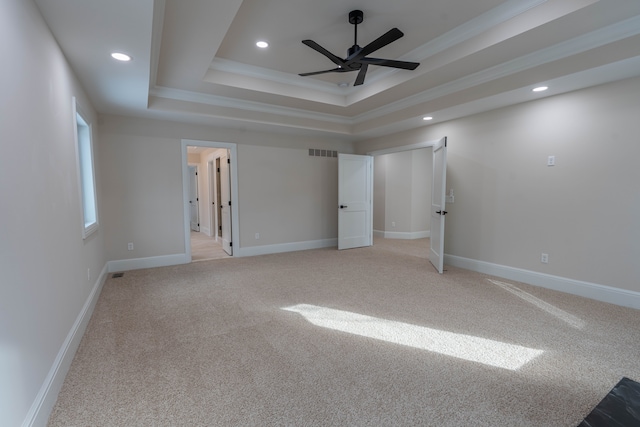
[348,10,363,57]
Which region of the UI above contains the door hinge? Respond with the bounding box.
[196,198,199,201]
[227,158,230,164]
[230,242,232,247]
[217,167,220,172]
[219,226,222,231]
[195,172,198,175]
[228,201,231,206]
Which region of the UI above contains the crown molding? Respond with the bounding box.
[149,86,351,125]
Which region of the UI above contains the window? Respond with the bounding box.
[73,98,98,238]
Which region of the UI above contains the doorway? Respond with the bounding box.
[367,138,447,272]
[182,140,239,261]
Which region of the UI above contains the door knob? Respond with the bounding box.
[340,205,348,209]
[436,210,448,215]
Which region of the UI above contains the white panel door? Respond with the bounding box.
[429,137,448,273]
[188,165,199,232]
[338,154,373,250]
[220,151,232,255]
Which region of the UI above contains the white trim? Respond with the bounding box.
[152,86,351,124]
[236,238,337,258]
[367,139,440,156]
[444,254,640,310]
[107,254,189,272]
[209,58,347,96]
[377,230,430,240]
[22,264,108,427]
[200,226,211,237]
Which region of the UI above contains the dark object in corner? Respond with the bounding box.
[578,377,640,426]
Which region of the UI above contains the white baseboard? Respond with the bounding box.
[200,227,211,237]
[444,254,640,310]
[374,230,430,240]
[108,253,189,272]
[23,264,108,427]
[236,238,337,257]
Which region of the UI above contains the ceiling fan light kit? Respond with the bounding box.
[299,10,419,86]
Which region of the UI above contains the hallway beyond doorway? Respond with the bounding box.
[191,231,230,261]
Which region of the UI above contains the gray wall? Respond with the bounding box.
[0,1,106,425]
[356,76,640,293]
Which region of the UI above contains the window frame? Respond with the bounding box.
[72,97,99,239]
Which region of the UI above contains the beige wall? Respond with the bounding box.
[356,76,640,293]
[373,156,387,231]
[238,144,339,247]
[0,1,106,425]
[100,130,185,260]
[99,115,353,260]
[411,148,431,233]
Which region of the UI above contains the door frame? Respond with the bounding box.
[207,159,216,239]
[181,139,240,260]
[188,165,200,232]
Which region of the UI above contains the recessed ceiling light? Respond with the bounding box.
[532,86,548,92]
[111,52,131,62]
[338,82,349,88]
[423,116,433,121]
[256,41,269,48]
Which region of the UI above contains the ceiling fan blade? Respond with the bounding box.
[299,67,349,77]
[302,40,346,67]
[345,27,404,64]
[359,57,420,70]
[354,64,368,86]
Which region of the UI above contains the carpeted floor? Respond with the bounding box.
[48,238,640,426]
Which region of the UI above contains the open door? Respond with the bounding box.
[220,151,232,255]
[188,165,199,232]
[429,137,447,273]
[338,154,373,250]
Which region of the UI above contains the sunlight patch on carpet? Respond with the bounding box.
[487,279,585,329]
[282,304,543,371]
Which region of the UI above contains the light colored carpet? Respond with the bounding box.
[48,238,640,426]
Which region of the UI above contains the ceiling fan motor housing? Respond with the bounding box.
[348,10,363,25]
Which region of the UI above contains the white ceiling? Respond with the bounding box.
[34,0,640,142]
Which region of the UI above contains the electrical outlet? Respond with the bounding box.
[255,233,260,240]
[541,253,549,263]
[547,156,556,166]
[392,221,396,227]
[128,242,134,251]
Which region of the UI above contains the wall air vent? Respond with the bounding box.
[112,272,124,278]
[309,149,338,158]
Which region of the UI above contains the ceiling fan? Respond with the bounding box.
[299,10,420,86]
